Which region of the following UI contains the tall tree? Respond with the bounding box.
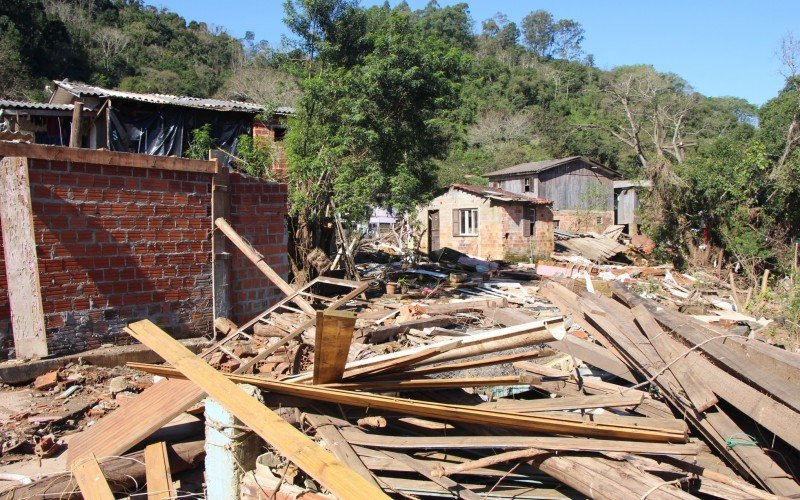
[285,5,468,281]
[521,10,584,60]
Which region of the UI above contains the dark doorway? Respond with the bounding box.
[428,210,440,252]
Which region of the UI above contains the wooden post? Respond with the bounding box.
[69,101,83,148]
[313,310,357,384]
[0,157,48,358]
[210,151,232,324]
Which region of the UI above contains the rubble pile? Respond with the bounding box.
[0,231,798,499]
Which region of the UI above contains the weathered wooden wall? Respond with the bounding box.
[537,160,615,212]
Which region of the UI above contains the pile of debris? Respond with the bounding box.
[1,227,798,499]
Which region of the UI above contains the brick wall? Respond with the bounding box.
[0,157,287,359]
[252,121,288,180]
[229,172,288,326]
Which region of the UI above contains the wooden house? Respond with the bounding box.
[484,156,627,233]
[417,184,554,261]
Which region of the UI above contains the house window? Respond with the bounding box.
[524,177,531,192]
[596,216,603,225]
[523,206,537,237]
[553,220,560,230]
[453,208,478,236]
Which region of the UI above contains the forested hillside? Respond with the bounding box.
[2,0,800,286]
[0,0,242,99]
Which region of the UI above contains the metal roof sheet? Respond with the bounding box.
[52,80,265,114]
[0,100,75,111]
[483,156,620,178]
[451,184,553,205]
[483,157,581,177]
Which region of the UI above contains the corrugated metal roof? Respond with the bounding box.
[52,80,265,114]
[0,100,75,111]
[483,156,621,179]
[484,157,582,177]
[451,184,552,205]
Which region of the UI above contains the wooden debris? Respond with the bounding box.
[72,453,115,500]
[131,361,689,442]
[144,442,176,500]
[313,310,357,384]
[125,319,389,500]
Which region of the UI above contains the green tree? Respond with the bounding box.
[285,5,468,280]
[521,10,584,60]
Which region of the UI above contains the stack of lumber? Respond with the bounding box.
[537,279,800,498]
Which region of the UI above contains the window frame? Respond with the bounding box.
[453,208,479,236]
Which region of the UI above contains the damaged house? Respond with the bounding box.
[484,156,642,233]
[417,184,554,261]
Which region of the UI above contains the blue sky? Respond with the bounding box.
[156,0,799,106]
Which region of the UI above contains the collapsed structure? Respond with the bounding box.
[0,142,798,499]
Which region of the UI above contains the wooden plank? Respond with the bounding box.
[215,217,315,315]
[313,310,357,384]
[68,379,203,466]
[379,450,482,500]
[131,361,689,442]
[514,361,674,419]
[337,426,699,454]
[615,285,800,413]
[326,374,536,391]
[0,156,48,358]
[144,442,176,500]
[125,320,388,500]
[536,454,697,500]
[304,413,382,489]
[548,335,637,383]
[0,141,217,173]
[341,344,454,380]
[704,411,800,497]
[67,282,366,466]
[367,316,458,343]
[288,317,565,383]
[631,304,718,412]
[72,453,114,500]
[386,349,554,378]
[481,392,644,413]
[4,440,204,500]
[491,304,636,382]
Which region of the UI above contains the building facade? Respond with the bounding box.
[417,184,554,261]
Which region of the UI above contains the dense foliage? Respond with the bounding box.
[0,0,241,99]
[3,0,800,284]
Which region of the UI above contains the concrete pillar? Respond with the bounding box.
[204,384,264,500]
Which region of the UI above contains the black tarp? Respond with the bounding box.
[108,103,252,159]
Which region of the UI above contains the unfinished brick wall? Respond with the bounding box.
[0,154,288,359]
[228,172,288,326]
